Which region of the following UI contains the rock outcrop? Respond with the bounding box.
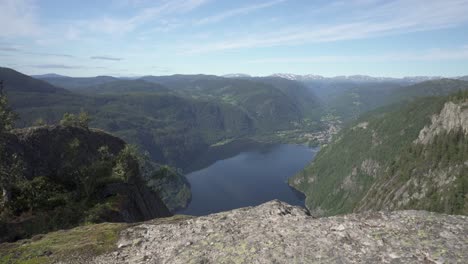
[1,125,171,242]
[8,125,125,181]
[91,201,468,264]
[8,125,171,221]
[415,101,468,144]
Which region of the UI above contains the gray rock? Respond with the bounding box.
[90,200,468,264]
[415,101,468,144]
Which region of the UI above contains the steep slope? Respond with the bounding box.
[35,75,118,90]
[247,76,323,118]
[28,69,325,166]
[391,79,468,100]
[1,68,98,128]
[2,201,467,263]
[302,78,468,123]
[143,76,307,132]
[356,96,468,214]
[0,67,69,94]
[290,90,468,216]
[1,69,255,168]
[0,125,171,242]
[75,79,170,95]
[92,93,254,168]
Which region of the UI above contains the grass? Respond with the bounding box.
[0,215,194,264]
[0,222,127,264]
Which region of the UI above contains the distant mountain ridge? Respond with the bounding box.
[32,72,468,84]
[269,73,460,83]
[3,67,324,169]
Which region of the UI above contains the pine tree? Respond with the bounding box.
[0,81,17,134]
[0,80,21,207]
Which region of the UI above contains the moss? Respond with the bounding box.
[0,222,126,264]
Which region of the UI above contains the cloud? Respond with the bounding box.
[90,56,124,61]
[30,64,85,69]
[0,0,41,37]
[0,46,20,52]
[83,0,210,34]
[247,46,468,63]
[195,0,286,25]
[29,64,109,70]
[182,0,468,53]
[0,44,74,58]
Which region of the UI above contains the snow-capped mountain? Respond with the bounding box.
[268,73,453,83]
[223,73,252,78]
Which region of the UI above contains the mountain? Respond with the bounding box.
[0,125,171,242]
[305,78,468,123]
[246,76,322,118]
[222,73,251,78]
[31,73,69,78]
[35,75,119,90]
[139,74,222,88]
[1,201,466,263]
[141,75,323,132]
[0,67,69,94]
[270,73,447,83]
[290,89,468,217]
[3,68,325,169]
[74,79,171,95]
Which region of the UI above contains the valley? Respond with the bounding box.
[2,1,468,262]
[1,67,467,263]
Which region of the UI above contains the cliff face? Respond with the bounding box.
[415,101,468,144]
[357,100,468,214]
[290,94,468,217]
[87,201,466,263]
[8,126,125,181]
[0,125,171,242]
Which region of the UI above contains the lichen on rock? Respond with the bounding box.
[90,201,468,264]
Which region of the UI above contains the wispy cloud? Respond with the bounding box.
[90,56,124,61]
[182,0,468,53]
[0,44,74,58]
[247,46,468,63]
[30,64,85,69]
[29,64,109,70]
[82,0,210,34]
[195,0,286,25]
[0,46,20,52]
[0,0,41,37]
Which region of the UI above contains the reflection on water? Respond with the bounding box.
[178,144,319,216]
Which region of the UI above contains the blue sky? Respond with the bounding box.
[1,0,468,77]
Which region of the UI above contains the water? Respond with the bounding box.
[178,144,319,216]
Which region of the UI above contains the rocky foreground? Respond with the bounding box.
[89,200,468,264]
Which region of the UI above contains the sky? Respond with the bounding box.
[1,0,468,77]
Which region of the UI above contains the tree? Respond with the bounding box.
[77,111,90,129]
[60,111,91,129]
[60,113,77,127]
[0,81,17,134]
[0,81,22,208]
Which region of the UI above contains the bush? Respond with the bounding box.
[60,111,90,129]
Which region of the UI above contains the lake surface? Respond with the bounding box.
[178,144,319,216]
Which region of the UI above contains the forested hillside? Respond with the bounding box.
[0,123,172,242]
[290,88,468,216]
[3,68,323,169]
[302,78,468,123]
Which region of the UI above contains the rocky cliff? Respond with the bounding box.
[0,125,171,242]
[415,101,468,144]
[290,93,468,217]
[3,201,465,263]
